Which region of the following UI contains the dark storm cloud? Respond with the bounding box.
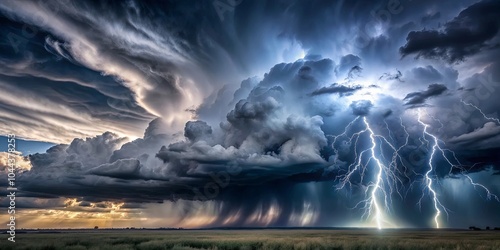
[0,197,66,209]
[350,100,373,116]
[400,0,500,63]
[184,121,213,142]
[310,83,362,96]
[88,159,141,180]
[382,109,393,118]
[379,70,403,82]
[410,66,442,82]
[449,122,500,149]
[403,83,448,107]
[420,12,441,24]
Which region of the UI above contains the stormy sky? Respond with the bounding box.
[1,0,500,229]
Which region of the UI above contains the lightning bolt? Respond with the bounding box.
[461,100,500,124]
[417,109,499,228]
[364,117,385,229]
[331,107,499,229]
[331,116,410,229]
[417,110,447,228]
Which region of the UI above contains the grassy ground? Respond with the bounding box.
[1,229,500,250]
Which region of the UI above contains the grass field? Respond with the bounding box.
[2,229,500,250]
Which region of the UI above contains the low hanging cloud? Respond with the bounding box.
[87,159,141,180]
[310,83,362,96]
[403,83,448,107]
[449,122,500,149]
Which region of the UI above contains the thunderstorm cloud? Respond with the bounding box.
[0,0,499,229]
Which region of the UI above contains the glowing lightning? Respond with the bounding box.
[331,115,410,229]
[461,100,500,124]
[331,107,499,229]
[417,109,499,228]
[417,110,447,228]
[363,117,385,229]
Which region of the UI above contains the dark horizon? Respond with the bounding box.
[4,226,498,231]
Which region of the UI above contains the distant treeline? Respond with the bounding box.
[469,226,500,231]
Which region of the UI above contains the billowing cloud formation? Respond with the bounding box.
[3,57,336,211]
[184,121,213,143]
[1,0,500,229]
[400,0,500,63]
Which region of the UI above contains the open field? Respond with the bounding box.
[2,229,500,250]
